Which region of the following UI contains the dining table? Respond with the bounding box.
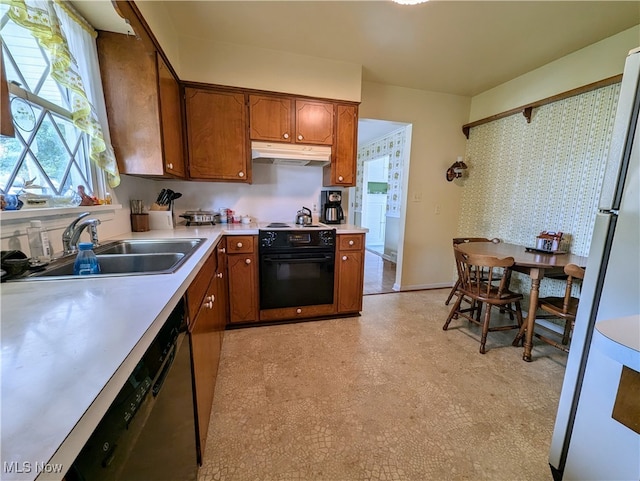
[457,241,588,361]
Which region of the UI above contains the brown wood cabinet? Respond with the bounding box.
[226,236,259,323]
[96,31,185,178]
[185,87,250,182]
[249,95,333,146]
[186,241,226,462]
[324,103,358,187]
[248,95,293,142]
[336,233,365,314]
[295,99,334,145]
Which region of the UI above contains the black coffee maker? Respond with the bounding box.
[321,190,344,224]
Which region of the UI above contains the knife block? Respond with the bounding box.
[149,211,174,230]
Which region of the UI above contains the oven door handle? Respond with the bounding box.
[262,254,333,264]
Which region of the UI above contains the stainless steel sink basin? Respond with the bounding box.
[12,238,205,281]
[94,239,202,256]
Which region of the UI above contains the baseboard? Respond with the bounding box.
[394,282,452,291]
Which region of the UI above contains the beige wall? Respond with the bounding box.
[469,26,640,122]
[177,37,362,102]
[135,1,182,73]
[136,2,361,102]
[360,81,471,290]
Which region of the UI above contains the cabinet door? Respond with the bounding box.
[227,253,259,323]
[249,95,293,142]
[336,250,364,313]
[325,103,357,187]
[97,31,163,176]
[190,280,221,461]
[157,54,185,178]
[295,99,334,145]
[185,88,250,182]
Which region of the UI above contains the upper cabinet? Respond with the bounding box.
[97,31,185,179]
[249,95,334,146]
[294,99,334,145]
[185,87,251,183]
[248,95,292,142]
[324,103,358,187]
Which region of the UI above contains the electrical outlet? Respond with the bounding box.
[435,204,441,215]
[412,192,422,202]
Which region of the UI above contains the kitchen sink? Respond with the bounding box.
[12,238,205,281]
[94,239,203,256]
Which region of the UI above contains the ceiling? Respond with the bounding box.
[75,1,640,98]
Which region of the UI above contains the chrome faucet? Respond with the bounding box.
[62,212,101,254]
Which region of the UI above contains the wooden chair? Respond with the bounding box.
[443,248,524,354]
[514,264,585,352]
[445,237,502,306]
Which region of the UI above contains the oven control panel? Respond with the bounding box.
[259,229,335,250]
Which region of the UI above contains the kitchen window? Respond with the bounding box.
[0,0,119,207]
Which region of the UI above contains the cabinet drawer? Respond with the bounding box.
[186,252,217,324]
[227,235,255,254]
[338,234,364,251]
[259,303,336,322]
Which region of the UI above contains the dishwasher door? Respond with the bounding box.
[116,332,197,481]
[68,309,198,481]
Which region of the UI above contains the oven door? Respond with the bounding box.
[260,251,335,310]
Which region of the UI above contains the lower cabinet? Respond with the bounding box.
[336,234,365,314]
[186,241,226,463]
[226,235,259,324]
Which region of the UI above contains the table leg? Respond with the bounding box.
[512,268,542,362]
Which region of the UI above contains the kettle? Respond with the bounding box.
[295,206,312,225]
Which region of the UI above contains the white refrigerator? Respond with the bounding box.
[548,47,640,480]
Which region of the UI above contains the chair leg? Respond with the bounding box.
[443,294,463,330]
[445,278,460,305]
[479,304,493,354]
[561,319,572,345]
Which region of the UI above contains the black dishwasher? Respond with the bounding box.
[66,302,198,481]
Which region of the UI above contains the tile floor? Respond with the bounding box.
[364,250,396,295]
[198,289,567,481]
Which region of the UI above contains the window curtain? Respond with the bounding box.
[3,0,121,188]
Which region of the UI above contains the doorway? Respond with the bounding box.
[352,119,411,295]
[361,154,389,256]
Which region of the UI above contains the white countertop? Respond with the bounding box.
[594,314,640,371]
[0,222,366,481]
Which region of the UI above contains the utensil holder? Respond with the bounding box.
[130,213,150,232]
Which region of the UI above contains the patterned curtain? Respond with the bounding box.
[3,0,120,187]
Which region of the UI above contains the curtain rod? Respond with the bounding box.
[462,74,623,139]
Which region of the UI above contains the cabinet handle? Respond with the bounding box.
[245,258,252,265]
[238,171,245,178]
[167,162,173,169]
[348,240,354,246]
[237,242,243,248]
[205,295,214,303]
[283,133,289,139]
[218,247,226,253]
[338,176,344,182]
[216,272,223,278]
[296,308,302,314]
[297,134,303,141]
[342,255,348,261]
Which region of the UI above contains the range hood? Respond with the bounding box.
[251,141,331,167]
